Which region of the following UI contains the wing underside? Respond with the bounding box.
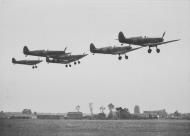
[142,39,180,47]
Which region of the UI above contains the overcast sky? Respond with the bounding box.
[0,0,190,114]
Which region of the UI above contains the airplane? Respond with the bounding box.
[23,46,71,59]
[12,58,42,69]
[46,53,88,68]
[90,43,143,60]
[118,31,180,53]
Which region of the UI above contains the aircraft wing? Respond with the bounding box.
[142,39,180,47]
[57,53,71,58]
[46,52,71,59]
[127,47,144,52]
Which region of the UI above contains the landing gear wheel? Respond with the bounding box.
[35,65,37,68]
[156,48,160,53]
[148,48,152,53]
[69,64,71,67]
[65,65,68,68]
[125,55,128,59]
[118,56,122,60]
[78,61,80,64]
[32,66,34,69]
[74,62,77,65]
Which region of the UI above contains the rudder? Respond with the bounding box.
[23,46,29,55]
[118,31,126,42]
[90,43,96,53]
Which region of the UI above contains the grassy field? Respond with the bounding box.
[0,119,190,136]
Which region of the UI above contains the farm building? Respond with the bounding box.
[4,112,36,119]
[66,112,83,119]
[143,109,167,118]
[37,114,64,119]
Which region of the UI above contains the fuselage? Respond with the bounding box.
[46,54,88,64]
[119,37,163,46]
[118,32,164,46]
[91,46,132,55]
[61,54,88,60]
[24,50,70,58]
[13,60,42,65]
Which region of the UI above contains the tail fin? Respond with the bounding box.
[90,43,96,53]
[118,31,126,42]
[12,58,16,63]
[23,46,29,55]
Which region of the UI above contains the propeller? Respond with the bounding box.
[162,32,166,38]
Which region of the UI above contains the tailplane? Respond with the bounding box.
[23,46,29,55]
[12,58,16,63]
[90,43,96,53]
[118,31,126,42]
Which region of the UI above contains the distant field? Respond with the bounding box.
[0,119,190,136]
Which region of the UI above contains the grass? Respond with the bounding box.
[0,119,190,136]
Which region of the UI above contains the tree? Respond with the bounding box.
[174,110,180,117]
[107,103,115,119]
[116,107,131,119]
[134,105,140,114]
[108,103,114,112]
[22,109,32,114]
[116,107,123,119]
[76,105,80,112]
[100,106,105,113]
[89,103,93,116]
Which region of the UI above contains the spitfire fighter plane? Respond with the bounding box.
[23,46,71,59]
[12,58,42,69]
[90,43,143,60]
[118,31,180,53]
[46,53,88,68]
